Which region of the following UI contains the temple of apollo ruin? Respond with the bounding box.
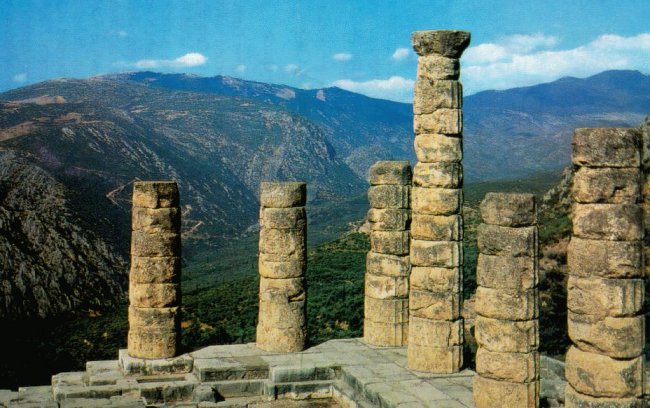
[4,30,650,408]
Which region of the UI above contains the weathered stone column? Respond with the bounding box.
[128,181,181,359]
[565,128,645,407]
[364,161,411,346]
[642,117,650,278]
[407,29,470,373]
[257,182,307,352]
[473,193,539,408]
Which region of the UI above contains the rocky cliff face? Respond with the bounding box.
[0,150,127,318]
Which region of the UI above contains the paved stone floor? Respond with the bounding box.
[0,338,476,407]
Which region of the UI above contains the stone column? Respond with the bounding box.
[407,29,470,373]
[257,182,307,352]
[128,181,181,359]
[642,117,650,278]
[473,193,539,408]
[364,161,411,346]
[565,128,645,407]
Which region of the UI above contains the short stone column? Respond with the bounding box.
[565,128,645,407]
[364,161,411,346]
[407,29,470,373]
[473,193,539,408]
[128,181,181,359]
[257,182,307,352]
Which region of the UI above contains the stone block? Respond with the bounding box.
[365,273,409,300]
[572,203,643,241]
[367,208,410,231]
[476,254,536,290]
[413,80,462,115]
[567,276,643,317]
[368,184,410,209]
[259,257,305,279]
[133,181,179,209]
[127,329,178,359]
[567,312,644,359]
[572,167,641,204]
[368,160,412,185]
[256,324,306,353]
[128,306,179,331]
[370,230,410,255]
[411,214,462,241]
[130,256,180,284]
[567,238,642,279]
[132,207,180,233]
[408,316,463,346]
[414,109,463,135]
[258,276,305,300]
[407,343,463,373]
[364,297,409,323]
[473,375,538,408]
[366,252,410,277]
[260,182,306,208]
[259,227,306,256]
[565,346,643,398]
[410,266,462,292]
[414,133,463,163]
[413,161,463,188]
[411,30,471,58]
[417,54,460,80]
[475,348,539,383]
[477,224,536,257]
[409,289,462,320]
[480,192,536,227]
[131,231,180,257]
[363,319,408,346]
[258,297,306,329]
[412,187,462,215]
[474,316,538,353]
[129,283,179,308]
[564,384,643,408]
[475,287,538,320]
[572,128,641,168]
[410,239,462,267]
[260,207,306,229]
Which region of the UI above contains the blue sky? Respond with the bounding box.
[2,0,650,102]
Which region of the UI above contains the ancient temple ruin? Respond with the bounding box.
[2,29,649,408]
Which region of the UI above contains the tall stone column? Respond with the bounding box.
[128,181,181,359]
[257,182,307,353]
[565,128,645,407]
[642,117,650,278]
[473,193,539,408]
[407,29,470,373]
[364,161,411,346]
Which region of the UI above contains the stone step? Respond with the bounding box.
[137,373,199,405]
[194,358,270,382]
[194,379,269,401]
[268,380,334,400]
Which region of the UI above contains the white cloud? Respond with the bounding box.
[463,33,650,94]
[266,64,278,72]
[391,48,410,61]
[110,29,128,38]
[332,76,414,102]
[12,73,27,83]
[332,53,352,61]
[284,64,300,73]
[134,52,207,69]
[235,64,247,74]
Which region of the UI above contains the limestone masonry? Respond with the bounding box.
[364,160,412,347]
[474,193,539,408]
[408,29,470,374]
[257,182,308,353]
[128,181,182,359]
[566,128,645,407]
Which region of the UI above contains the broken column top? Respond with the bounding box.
[369,161,412,185]
[480,192,536,227]
[572,128,641,168]
[411,30,471,58]
[260,182,306,208]
[133,181,179,209]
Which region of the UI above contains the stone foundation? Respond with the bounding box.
[407,29,470,373]
[128,181,181,359]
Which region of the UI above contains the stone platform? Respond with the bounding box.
[0,338,476,407]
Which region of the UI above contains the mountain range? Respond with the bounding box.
[0,69,648,318]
